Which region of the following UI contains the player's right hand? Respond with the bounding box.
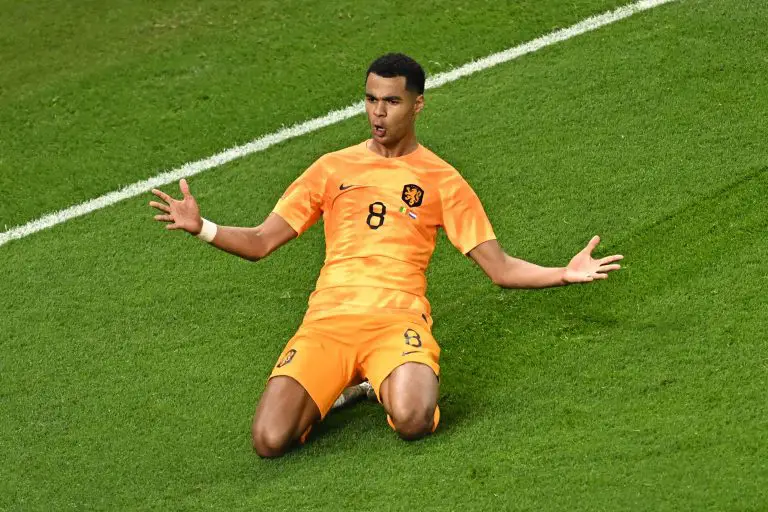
[149,179,203,234]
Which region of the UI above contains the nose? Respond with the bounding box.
[374,100,386,118]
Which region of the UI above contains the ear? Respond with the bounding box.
[413,94,425,115]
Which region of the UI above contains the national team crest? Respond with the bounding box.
[276,349,296,368]
[402,184,424,208]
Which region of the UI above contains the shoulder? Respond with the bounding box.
[300,143,359,177]
[416,145,472,200]
[318,141,367,163]
[417,145,460,172]
[417,145,468,186]
[416,147,486,212]
[303,142,365,177]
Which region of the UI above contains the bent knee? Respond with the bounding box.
[390,406,435,441]
[251,423,292,458]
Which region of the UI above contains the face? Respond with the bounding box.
[365,73,424,146]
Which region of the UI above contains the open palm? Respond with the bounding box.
[149,179,203,234]
[563,235,623,284]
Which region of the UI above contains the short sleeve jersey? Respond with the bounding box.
[273,141,496,320]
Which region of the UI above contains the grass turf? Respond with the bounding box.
[1,0,767,510]
[0,0,626,229]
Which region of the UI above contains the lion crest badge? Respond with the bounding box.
[276,349,296,368]
[401,184,424,208]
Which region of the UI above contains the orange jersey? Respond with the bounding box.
[272,141,495,320]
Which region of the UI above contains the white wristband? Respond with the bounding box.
[196,218,218,243]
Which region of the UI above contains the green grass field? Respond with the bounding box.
[2,0,767,510]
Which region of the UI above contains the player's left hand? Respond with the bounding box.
[563,235,623,284]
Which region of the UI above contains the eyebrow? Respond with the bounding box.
[365,93,403,101]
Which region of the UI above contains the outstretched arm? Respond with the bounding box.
[150,179,297,261]
[468,236,623,289]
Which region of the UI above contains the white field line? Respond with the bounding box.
[0,0,676,248]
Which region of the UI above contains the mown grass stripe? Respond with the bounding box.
[0,0,675,248]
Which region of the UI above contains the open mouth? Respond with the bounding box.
[373,124,386,137]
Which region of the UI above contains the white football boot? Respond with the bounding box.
[331,381,377,410]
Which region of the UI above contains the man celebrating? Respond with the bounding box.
[150,53,622,457]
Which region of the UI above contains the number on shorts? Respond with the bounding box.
[404,328,422,348]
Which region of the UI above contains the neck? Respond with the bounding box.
[367,132,419,158]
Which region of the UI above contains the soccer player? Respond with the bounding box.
[150,53,623,458]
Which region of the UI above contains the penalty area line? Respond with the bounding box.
[0,0,676,248]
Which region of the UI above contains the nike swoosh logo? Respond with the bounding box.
[401,350,422,356]
[339,184,360,190]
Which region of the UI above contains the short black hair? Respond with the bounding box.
[366,53,425,95]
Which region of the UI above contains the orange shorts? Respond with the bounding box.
[269,313,440,418]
